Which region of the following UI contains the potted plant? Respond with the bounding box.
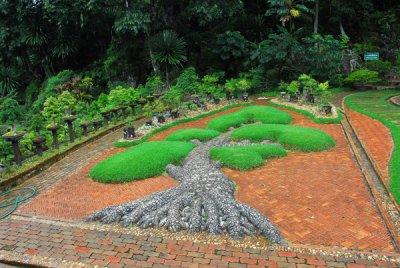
[224,78,237,100]
[143,103,154,126]
[315,82,333,115]
[42,96,63,149]
[298,74,318,103]
[236,78,251,101]
[29,114,47,156]
[153,100,166,124]
[287,81,300,102]
[58,91,78,143]
[123,116,136,140]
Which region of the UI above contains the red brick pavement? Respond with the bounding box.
[0,216,399,268]
[225,105,394,251]
[346,108,393,184]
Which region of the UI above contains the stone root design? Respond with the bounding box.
[84,136,286,244]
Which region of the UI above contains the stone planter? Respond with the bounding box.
[157,115,166,124]
[322,104,332,115]
[242,93,249,102]
[171,110,179,119]
[2,132,25,165]
[63,116,77,143]
[307,93,315,103]
[92,119,101,131]
[80,122,90,137]
[47,124,61,149]
[100,111,110,125]
[32,137,46,156]
[123,127,135,140]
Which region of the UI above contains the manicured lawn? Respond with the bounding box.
[165,128,220,142]
[90,141,196,183]
[345,90,400,203]
[231,124,335,152]
[209,144,287,170]
[207,106,292,132]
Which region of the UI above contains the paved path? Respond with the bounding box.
[1,215,399,268]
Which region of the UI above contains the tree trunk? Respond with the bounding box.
[84,136,285,244]
[339,20,349,39]
[165,65,170,89]
[313,0,319,34]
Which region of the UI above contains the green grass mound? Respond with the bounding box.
[165,128,220,142]
[210,145,287,170]
[90,141,196,183]
[207,106,292,132]
[231,124,335,152]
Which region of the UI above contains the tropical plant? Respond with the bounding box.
[58,91,77,115]
[42,96,62,126]
[148,30,187,87]
[0,97,22,131]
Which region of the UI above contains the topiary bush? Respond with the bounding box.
[207,106,292,132]
[210,144,287,170]
[165,128,220,142]
[90,141,196,183]
[231,124,336,152]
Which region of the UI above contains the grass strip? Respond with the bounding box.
[268,101,343,124]
[210,144,287,170]
[90,141,196,183]
[114,102,254,148]
[345,90,400,203]
[231,124,336,152]
[165,128,220,142]
[207,106,292,132]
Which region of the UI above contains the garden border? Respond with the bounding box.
[268,99,343,124]
[113,101,255,148]
[0,120,139,192]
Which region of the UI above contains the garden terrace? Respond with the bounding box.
[0,100,398,267]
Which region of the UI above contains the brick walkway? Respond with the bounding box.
[346,109,393,184]
[1,215,399,268]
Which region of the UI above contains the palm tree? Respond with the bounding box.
[148,30,187,88]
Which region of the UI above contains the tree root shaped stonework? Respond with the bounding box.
[84,136,286,244]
